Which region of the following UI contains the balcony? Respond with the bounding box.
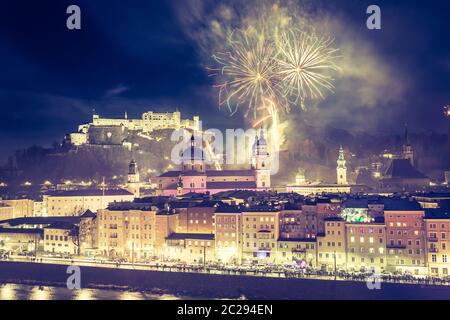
[429,247,438,253]
[292,248,306,253]
[428,238,438,243]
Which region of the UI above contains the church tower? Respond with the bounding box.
[253,129,271,190]
[181,134,205,172]
[127,159,141,197]
[403,124,414,165]
[337,146,348,185]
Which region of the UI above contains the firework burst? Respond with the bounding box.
[210,25,341,117]
[276,30,341,110]
[211,29,283,118]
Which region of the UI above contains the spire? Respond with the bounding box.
[337,145,346,169]
[258,127,267,146]
[404,123,409,146]
[338,145,345,160]
[337,145,348,185]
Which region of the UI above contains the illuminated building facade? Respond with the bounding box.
[44,189,134,217]
[276,238,317,268]
[156,132,271,196]
[317,218,347,271]
[241,207,279,264]
[43,223,78,255]
[424,209,450,276]
[214,206,242,264]
[345,221,387,273]
[384,205,427,275]
[96,205,158,259]
[70,111,200,146]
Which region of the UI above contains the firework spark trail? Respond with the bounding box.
[212,29,284,118]
[276,30,341,109]
[210,26,340,117]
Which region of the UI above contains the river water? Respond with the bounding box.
[0,283,207,300]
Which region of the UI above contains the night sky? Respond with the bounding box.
[0,0,449,161]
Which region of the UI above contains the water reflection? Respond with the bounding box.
[29,286,54,300]
[74,289,95,300]
[119,291,145,300]
[0,283,207,300]
[0,284,18,300]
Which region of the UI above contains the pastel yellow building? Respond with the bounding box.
[276,239,317,268]
[44,223,77,255]
[241,207,279,264]
[317,218,347,271]
[45,189,134,216]
[345,221,387,273]
[214,207,242,264]
[1,199,34,219]
[424,209,450,277]
[165,233,215,264]
[96,205,157,260]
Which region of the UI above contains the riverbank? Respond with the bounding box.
[1,261,450,299]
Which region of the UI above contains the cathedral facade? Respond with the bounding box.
[155,132,271,197]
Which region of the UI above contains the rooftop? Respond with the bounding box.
[382,198,422,211]
[0,228,43,235]
[384,159,428,179]
[243,205,279,213]
[425,209,450,220]
[206,181,257,190]
[44,222,76,230]
[278,237,317,243]
[47,189,133,197]
[205,170,255,177]
[107,202,157,211]
[215,204,243,214]
[0,216,81,227]
[166,233,215,241]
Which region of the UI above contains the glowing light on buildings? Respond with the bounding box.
[0,284,17,300]
[340,208,372,223]
[29,286,53,300]
[74,289,94,300]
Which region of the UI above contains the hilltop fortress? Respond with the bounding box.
[69,111,200,147]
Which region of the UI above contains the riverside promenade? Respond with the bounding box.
[2,260,450,300]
